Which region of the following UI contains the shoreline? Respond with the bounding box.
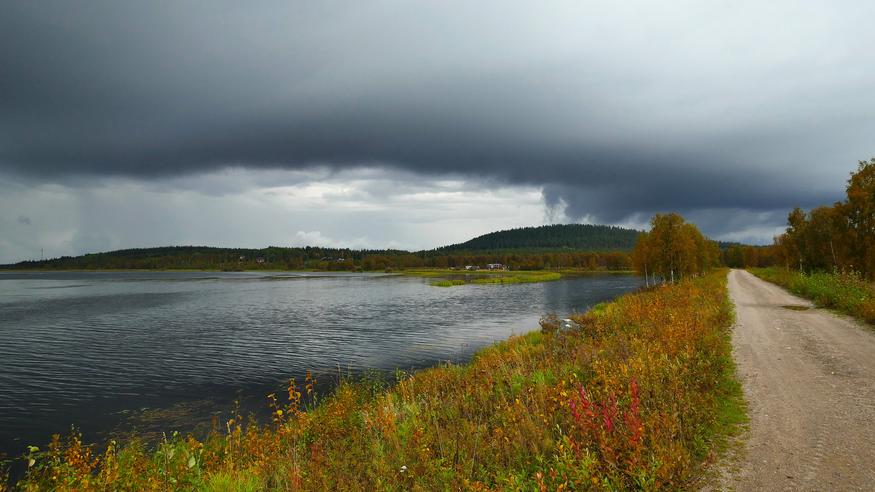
[11,271,742,490]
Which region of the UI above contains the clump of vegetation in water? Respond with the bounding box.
[469,271,561,285]
[751,267,875,324]
[427,271,562,287]
[10,271,744,490]
[429,279,466,287]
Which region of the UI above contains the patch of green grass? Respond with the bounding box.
[751,267,875,325]
[588,302,610,317]
[205,470,265,492]
[469,272,561,285]
[418,270,562,287]
[429,279,466,287]
[713,374,748,443]
[709,328,749,456]
[690,292,748,488]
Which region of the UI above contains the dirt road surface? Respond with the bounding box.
[712,270,875,490]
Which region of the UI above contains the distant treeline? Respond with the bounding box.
[436,224,639,251]
[3,246,417,271]
[721,243,779,269]
[10,213,822,274]
[0,223,644,272]
[2,246,633,272]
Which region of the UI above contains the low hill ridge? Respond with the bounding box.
[1,224,641,270]
[435,224,640,252]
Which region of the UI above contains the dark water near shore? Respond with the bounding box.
[0,271,641,459]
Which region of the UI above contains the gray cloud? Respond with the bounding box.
[0,169,548,263]
[1,0,872,240]
[17,215,31,226]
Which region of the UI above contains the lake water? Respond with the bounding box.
[0,271,641,458]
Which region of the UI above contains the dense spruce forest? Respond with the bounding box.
[2,246,420,272]
[436,224,640,252]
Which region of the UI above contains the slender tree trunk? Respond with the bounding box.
[830,239,838,270]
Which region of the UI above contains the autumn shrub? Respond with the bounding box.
[751,267,875,325]
[12,271,742,491]
[539,313,560,334]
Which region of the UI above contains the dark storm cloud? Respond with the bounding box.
[2,0,873,228]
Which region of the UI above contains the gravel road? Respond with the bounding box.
[711,269,875,491]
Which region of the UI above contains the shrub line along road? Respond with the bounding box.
[713,270,875,490]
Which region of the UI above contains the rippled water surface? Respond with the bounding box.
[0,271,641,456]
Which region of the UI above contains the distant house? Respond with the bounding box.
[238,255,246,261]
[255,257,266,264]
[465,265,479,271]
[486,263,505,270]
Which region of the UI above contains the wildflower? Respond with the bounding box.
[400,465,407,473]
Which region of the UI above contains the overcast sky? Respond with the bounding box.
[2,1,873,263]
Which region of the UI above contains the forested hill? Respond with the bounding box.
[435,224,640,252]
[0,224,641,271]
[1,246,415,271]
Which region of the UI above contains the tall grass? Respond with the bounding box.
[429,279,466,287]
[427,271,561,287]
[750,267,875,324]
[11,271,743,491]
[469,271,561,285]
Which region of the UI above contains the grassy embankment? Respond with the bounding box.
[750,267,875,325]
[11,271,744,491]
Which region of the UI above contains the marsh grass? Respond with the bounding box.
[751,267,875,325]
[469,272,561,285]
[12,271,743,490]
[420,270,562,287]
[429,279,466,287]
